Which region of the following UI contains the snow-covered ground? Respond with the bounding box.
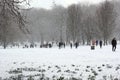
[0,45,120,79]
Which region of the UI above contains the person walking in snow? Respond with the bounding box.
[96,40,98,46]
[70,42,72,49]
[91,39,96,50]
[111,38,117,51]
[74,42,79,48]
[99,40,102,48]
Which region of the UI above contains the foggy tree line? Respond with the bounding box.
[26,0,118,45]
[67,0,116,45]
[0,0,120,48]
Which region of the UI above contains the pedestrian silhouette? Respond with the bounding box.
[111,38,117,51]
[99,40,102,48]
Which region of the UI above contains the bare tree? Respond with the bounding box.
[52,5,67,42]
[96,0,116,45]
[67,4,82,42]
[0,0,29,48]
[82,15,98,45]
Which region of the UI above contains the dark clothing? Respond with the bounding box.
[111,39,117,46]
[111,38,117,51]
[70,43,72,48]
[96,40,98,46]
[99,40,102,48]
[112,45,116,51]
[59,42,65,49]
[74,42,79,48]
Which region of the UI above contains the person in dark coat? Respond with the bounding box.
[96,40,98,46]
[74,42,79,48]
[111,38,117,51]
[70,42,72,49]
[99,40,102,48]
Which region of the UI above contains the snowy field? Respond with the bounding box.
[0,45,120,80]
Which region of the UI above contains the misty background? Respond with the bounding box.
[0,0,120,46]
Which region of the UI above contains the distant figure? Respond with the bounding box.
[92,40,96,46]
[96,40,98,46]
[99,40,102,48]
[63,42,65,48]
[74,42,79,48]
[59,42,65,49]
[91,40,96,50]
[70,43,72,48]
[111,38,117,51]
[48,43,52,48]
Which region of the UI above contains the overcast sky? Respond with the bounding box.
[29,0,105,9]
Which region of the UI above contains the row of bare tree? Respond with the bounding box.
[67,0,116,45]
[0,0,119,48]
